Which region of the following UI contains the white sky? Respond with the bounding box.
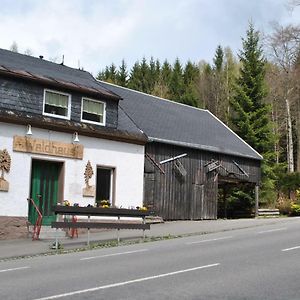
[0,0,299,75]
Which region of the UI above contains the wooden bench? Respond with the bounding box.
[51,205,150,248]
[258,208,280,217]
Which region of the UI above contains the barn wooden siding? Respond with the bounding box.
[144,142,261,220]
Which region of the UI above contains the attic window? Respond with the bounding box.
[81,98,105,126]
[43,89,71,119]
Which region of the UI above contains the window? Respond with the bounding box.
[81,98,105,125]
[43,90,71,119]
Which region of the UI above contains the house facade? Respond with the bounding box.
[99,81,262,220]
[0,49,146,226]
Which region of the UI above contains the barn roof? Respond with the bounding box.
[99,81,263,160]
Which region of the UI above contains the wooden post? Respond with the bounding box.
[255,185,259,218]
[223,185,228,219]
[117,216,120,245]
[142,216,146,241]
[87,215,90,247]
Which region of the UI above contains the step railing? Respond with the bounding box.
[27,197,43,240]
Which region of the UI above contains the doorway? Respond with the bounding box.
[28,159,63,226]
[96,167,114,206]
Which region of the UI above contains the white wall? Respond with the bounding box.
[0,122,145,217]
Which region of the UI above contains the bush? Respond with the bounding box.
[276,172,300,196]
[290,203,300,216]
[276,197,292,215]
[226,187,254,218]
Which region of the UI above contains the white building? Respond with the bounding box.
[0,48,146,226]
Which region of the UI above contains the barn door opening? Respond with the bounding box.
[96,167,114,206]
[29,159,63,226]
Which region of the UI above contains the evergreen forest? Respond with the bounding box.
[97,23,300,214]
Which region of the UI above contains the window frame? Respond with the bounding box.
[81,97,106,126]
[43,89,71,120]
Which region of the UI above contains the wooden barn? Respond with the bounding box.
[100,81,262,220]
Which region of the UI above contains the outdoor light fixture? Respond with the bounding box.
[26,124,33,136]
[73,132,80,143]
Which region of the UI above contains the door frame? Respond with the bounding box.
[28,157,65,225]
[96,165,116,207]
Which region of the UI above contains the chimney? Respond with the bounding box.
[39,55,44,59]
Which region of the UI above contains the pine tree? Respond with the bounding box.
[230,23,276,205]
[148,57,157,93]
[182,61,199,107]
[128,61,142,91]
[108,63,117,83]
[213,45,224,72]
[155,59,161,79]
[152,59,170,98]
[161,60,172,85]
[139,57,150,93]
[212,45,225,118]
[169,58,184,102]
[116,59,128,87]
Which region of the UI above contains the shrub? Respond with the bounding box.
[276,197,292,215]
[277,172,300,196]
[290,203,300,216]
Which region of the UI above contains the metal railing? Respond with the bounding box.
[27,197,43,240]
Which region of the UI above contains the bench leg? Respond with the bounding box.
[143,217,146,241]
[55,228,59,250]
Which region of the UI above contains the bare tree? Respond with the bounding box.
[10,41,19,53]
[266,24,300,172]
[24,48,33,56]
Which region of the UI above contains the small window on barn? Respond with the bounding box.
[81,98,105,126]
[43,89,71,119]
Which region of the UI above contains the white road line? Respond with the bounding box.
[80,249,149,261]
[258,228,287,234]
[186,236,233,245]
[282,245,300,252]
[0,266,30,273]
[33,263,220,300]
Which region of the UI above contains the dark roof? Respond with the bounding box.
[0,48,146,144]
[0,48,119,100]
[0,107,147,145]
[99,81,263,160]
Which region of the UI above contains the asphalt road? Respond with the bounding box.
[1,218,300,300]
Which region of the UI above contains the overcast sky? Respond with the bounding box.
[0,0,299,75]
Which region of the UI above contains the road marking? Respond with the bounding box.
[33,263,220,300]
[258,228,287,234]
[80,249,149,261]
[186,236,233,245]
[282,245,300,252]
[0,266,30,273]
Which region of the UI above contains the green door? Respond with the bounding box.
[29,160,61,226]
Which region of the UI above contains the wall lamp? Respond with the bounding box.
[73,132,80,143]
[26,124,33,136]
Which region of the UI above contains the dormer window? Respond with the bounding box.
[81,97,106,126]
[43,89,71,119]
